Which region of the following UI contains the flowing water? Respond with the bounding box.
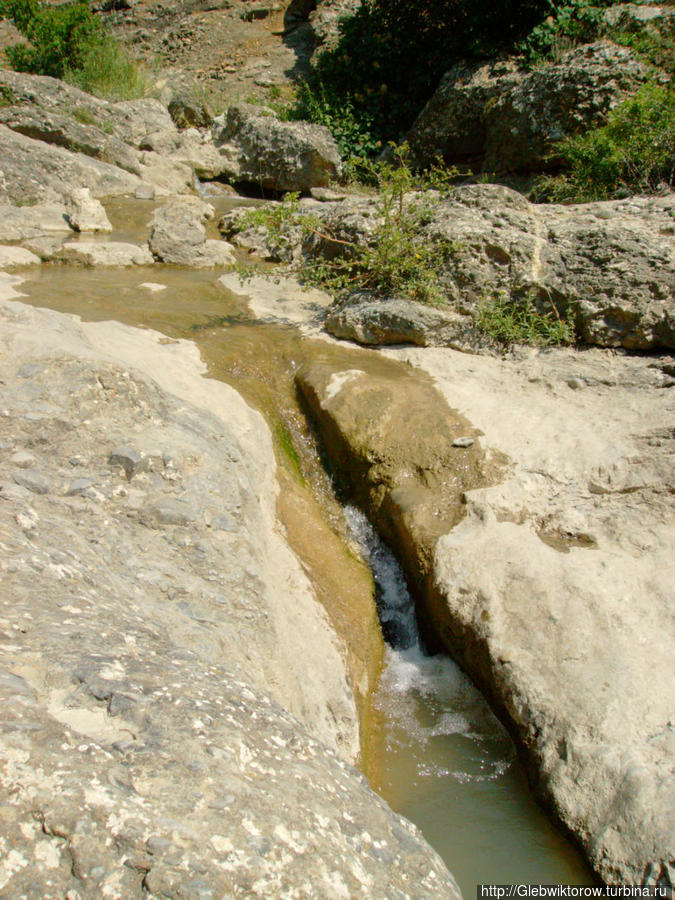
[12,196,595,893]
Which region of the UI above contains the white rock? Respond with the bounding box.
[59,241,153,267]
[0,246,41,268]
[65,188,113,233]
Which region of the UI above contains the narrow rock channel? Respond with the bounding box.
[0,201,603,892]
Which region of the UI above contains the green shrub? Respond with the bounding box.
[517,0,623,65]
[0,0,148,99]
[533,82,674,201]
[475,291,576,346]
[238,148,460,305]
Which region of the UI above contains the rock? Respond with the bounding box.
[212,103,342,192]
[602,3,675,36]
[0,296,460,900]
[107,97,177,148]
[149,198,237,267]
[136,151,195,196]
[0,125,141,205]
[141,127,234,180]
[109,444,145,478]
[65,188,113,233]
[135,183,156,200]
[58,241,154,267]
[0,202,71,241]
[298,344,674,886]
[408,41,653,172]
[325,292,475,348]
[0,245,41,268]
[257,185,674,351]
[154,69,213,129]
[0,104,142,175]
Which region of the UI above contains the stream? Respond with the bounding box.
[13,195,595,894]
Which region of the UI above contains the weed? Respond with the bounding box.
[237,146,460,306]
[475,290,576,346]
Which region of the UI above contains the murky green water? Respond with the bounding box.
[14,202,595,893]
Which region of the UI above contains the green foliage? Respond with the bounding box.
[299,0,553,154]
[475,291,576,346]
[611,27,675,76]
[517,0,621,65]
[533,82,675,201]
[238,147,460,306]
[0,83,17,106]
[0,0,148,99]
[294,79,380,160]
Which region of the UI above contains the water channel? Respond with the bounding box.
[13,195,595,894]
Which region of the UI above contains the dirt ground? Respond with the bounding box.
[0,0,313,112]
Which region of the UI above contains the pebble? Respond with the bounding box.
[13,470,51,494]
[10,450,36,468]
[110,445,145,479]
[452,436,475,448]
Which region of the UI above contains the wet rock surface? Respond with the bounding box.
[300,337,675,887]
[0,295,460,899]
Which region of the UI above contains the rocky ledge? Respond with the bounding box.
[295,343,674,888]
[225,183,675,352]
[0,288,460,899]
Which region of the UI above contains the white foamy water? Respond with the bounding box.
[344,505,513,780]
[345,505,593,891]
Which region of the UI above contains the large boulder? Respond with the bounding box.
[0,104,142,175]
[296,346,675,886]
[0,295,461,899]
[212,103,342,193]
[149,196,237,267]
[408,41,653,172]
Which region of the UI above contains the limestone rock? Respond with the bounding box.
[239,185,674,351]
[0,295,461,900]
[149,197,237,267]
[297,344,675,886]
[0,125,141,205]
[0,104,142,174]
[0,202,71,241]
[212,103,342,192]
[325,292,476,349]
[107,97,177,148]
[141,127,233,180]
[408,42,653,172]
[58,240,154,266]
[0,245,41,268]
[65,188,113,233]
[154,69,213,128]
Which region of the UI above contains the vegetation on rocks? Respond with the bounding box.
[0,0,149,99]
[534,82,675,201]
[475,291,576,347]
[239,149,459,305]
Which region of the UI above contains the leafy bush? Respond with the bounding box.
[475,291,576,346]
[238,148,460,306]
[533,82,674,201]
[0,0,148,99]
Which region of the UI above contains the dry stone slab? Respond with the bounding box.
[0,245,41,268]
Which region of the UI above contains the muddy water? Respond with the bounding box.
[15,215,594,892]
